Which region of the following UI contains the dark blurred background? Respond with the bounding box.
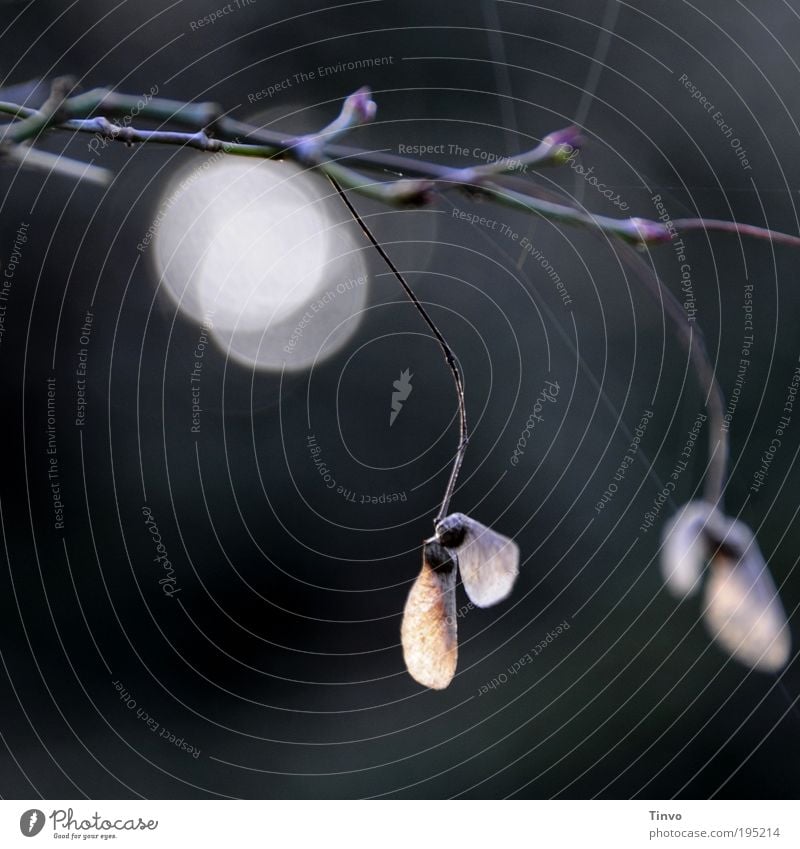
[1,0,799,799]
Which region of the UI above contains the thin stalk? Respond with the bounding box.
[616,242,728,505]
[495,170,731,506]
[672,217,800,249]
[325,173,468,526]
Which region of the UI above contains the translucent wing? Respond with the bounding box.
[660,501,715,597]
[704,541,791,672]
[436,512,519,608]
[401,541,458,689]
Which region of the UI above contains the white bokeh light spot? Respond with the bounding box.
[152,157,368,370]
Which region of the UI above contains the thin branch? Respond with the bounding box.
[5,143,111,185]
[616,242,728,505]
[1,87,798,250]
[514,178,730,507]
[1,75,76,143]
[0,78,112,183]
[672,217,800,249]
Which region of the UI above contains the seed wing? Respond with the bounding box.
[660,501,714,597]
[439,512,519,608]
[401,542,458,689]
[704,547,791,672]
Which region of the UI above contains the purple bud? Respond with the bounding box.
[342,86,377,127]
[382,178,435,205]
[627,217,673,244]
[542,126,586,162]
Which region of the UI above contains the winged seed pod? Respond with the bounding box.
[401,540,459,690]
[401,513,520,689]
[661,501,791,672]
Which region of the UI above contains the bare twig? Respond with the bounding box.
[325,172,468,526]
[616,242,728,505]
[4,85,797,250]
